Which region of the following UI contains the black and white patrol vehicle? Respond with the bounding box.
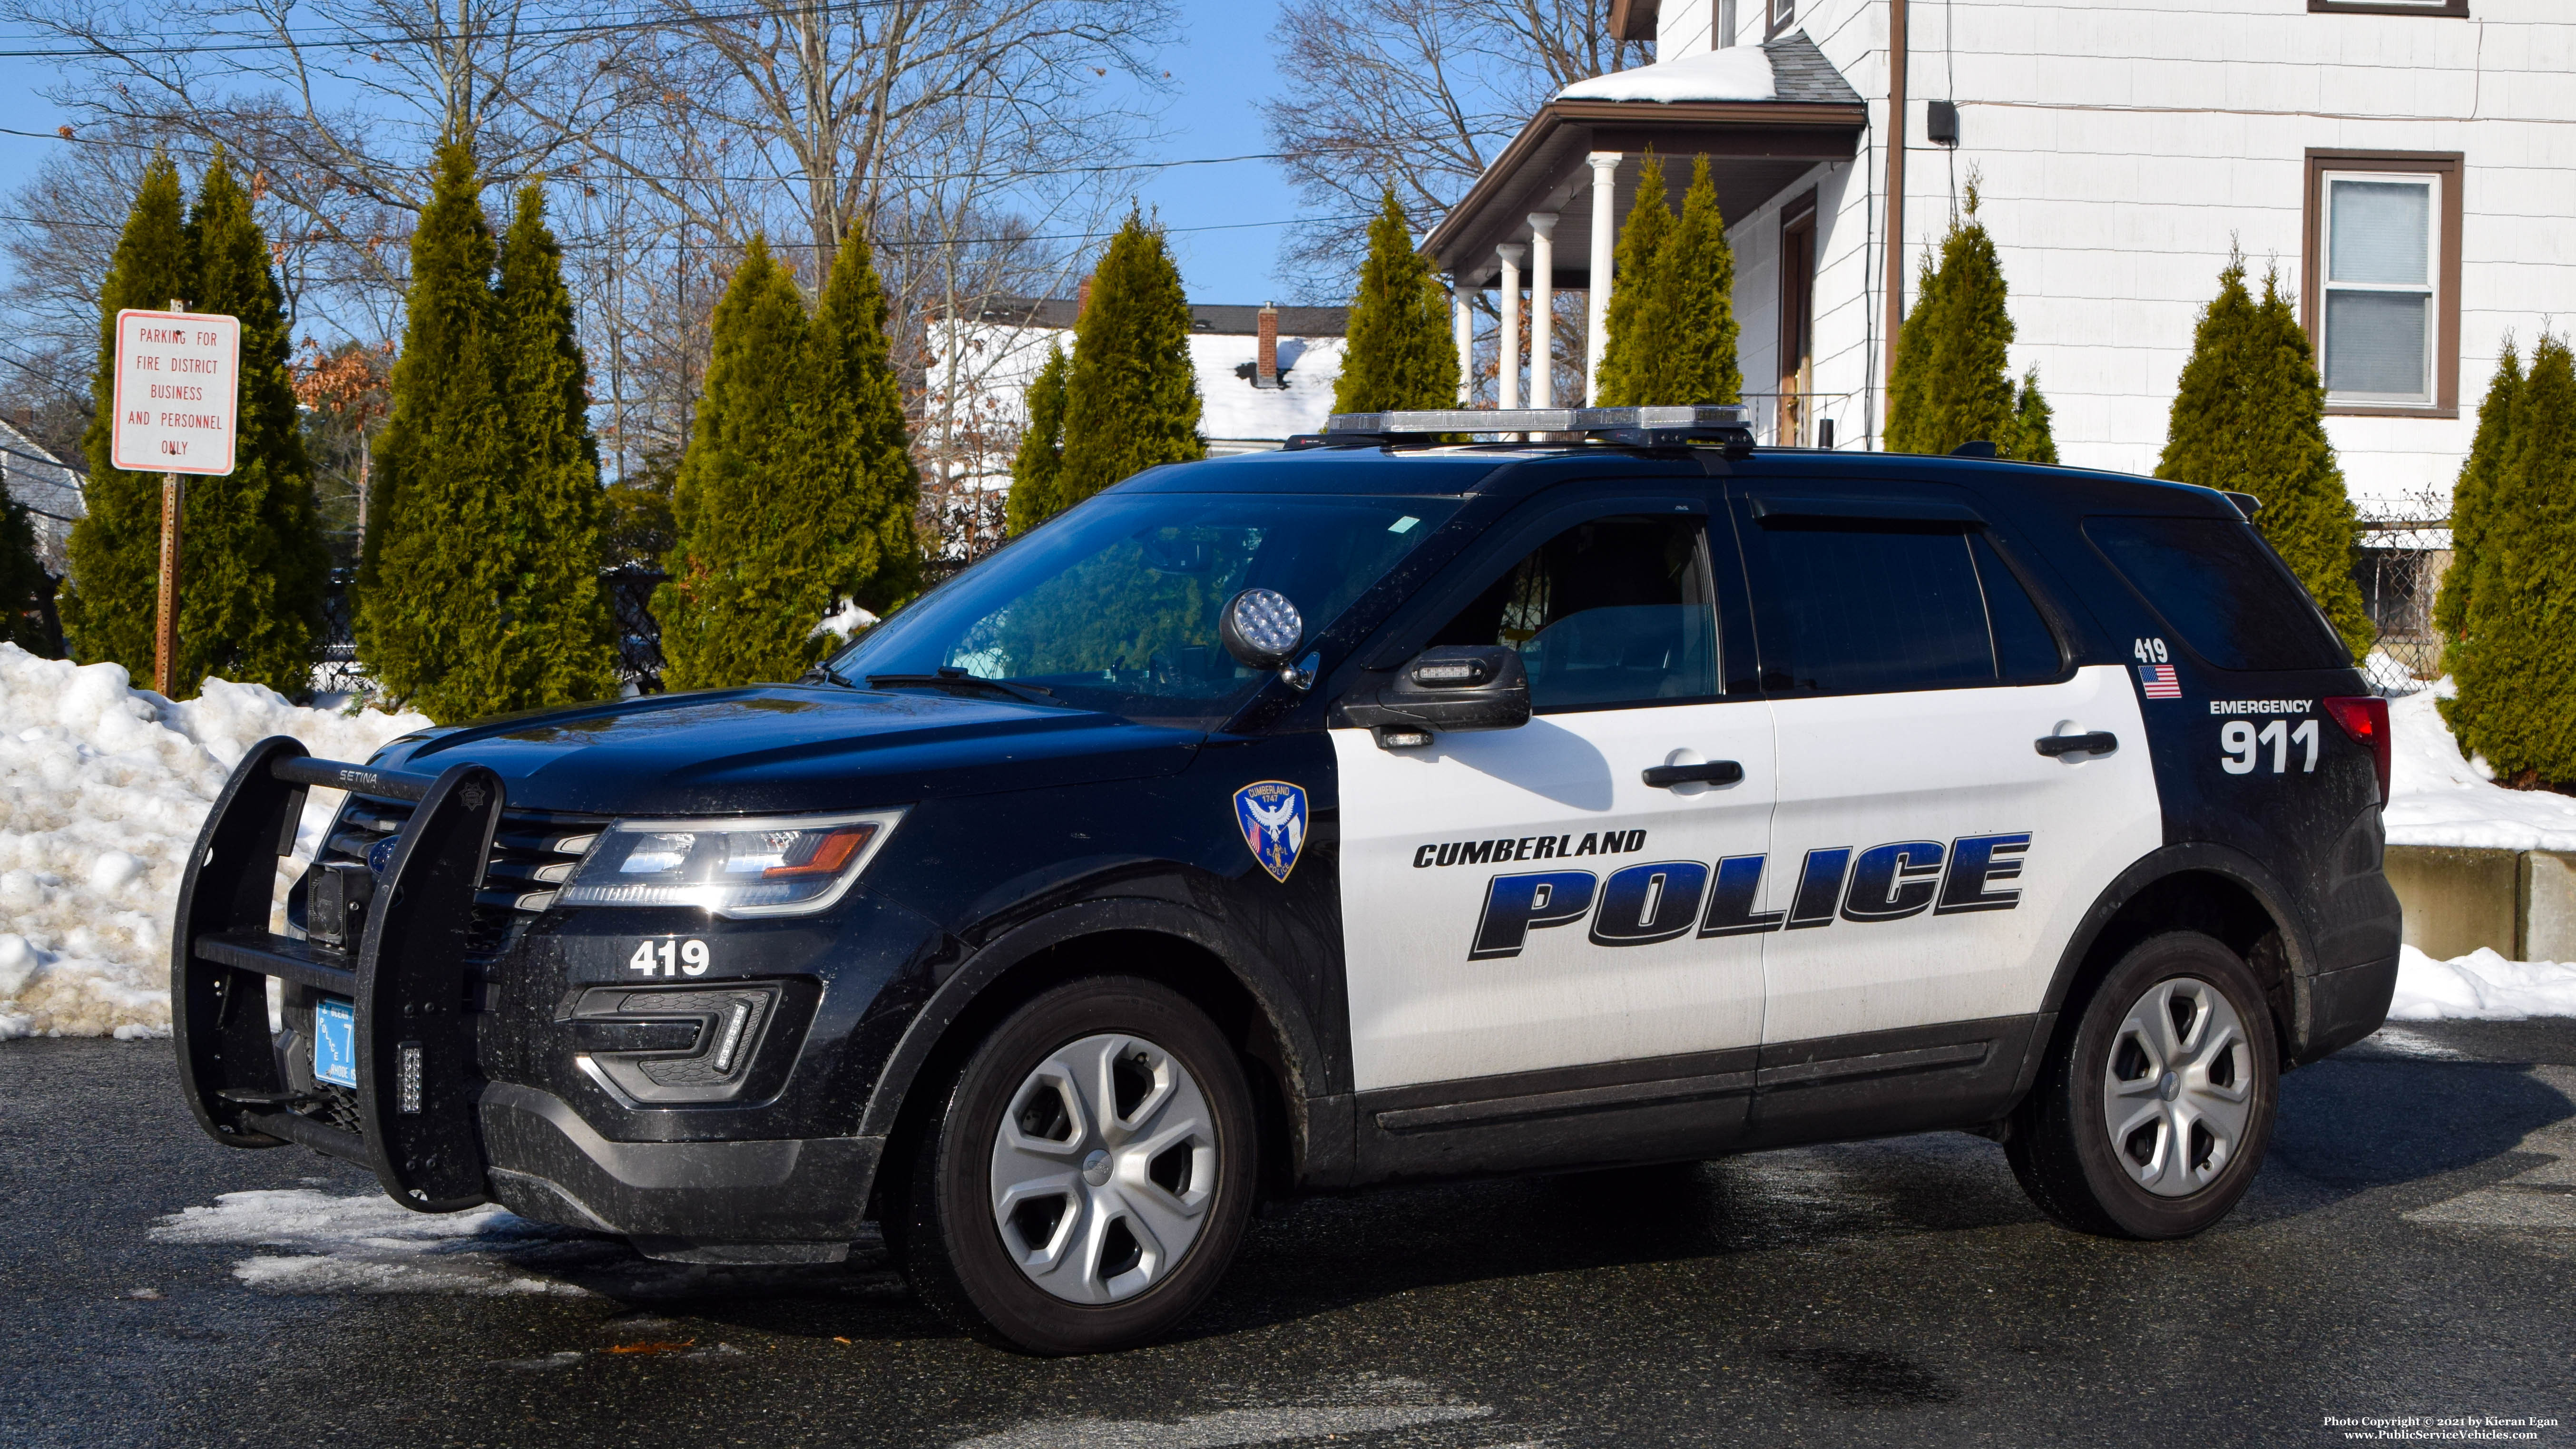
[173,405,2401,1354]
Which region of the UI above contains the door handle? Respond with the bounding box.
[1642,760,1745,788]
[2035,731,2118,758]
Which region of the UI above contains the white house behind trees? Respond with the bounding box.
[1428,0,2576,644]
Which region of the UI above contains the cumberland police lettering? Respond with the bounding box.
[1467,832,2031,960]
[1413,830,1648,869]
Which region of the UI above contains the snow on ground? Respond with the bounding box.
[151,1188,592,1295]
[2390,945,2576,1021]
[2383,676,2576,852]
[0,645,429,1040]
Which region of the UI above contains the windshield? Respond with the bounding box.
[828,491,1462,726]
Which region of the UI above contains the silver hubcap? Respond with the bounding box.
[989,1033,1218,1304]
[2102,976,2254,1197]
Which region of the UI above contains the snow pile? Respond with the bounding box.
[151,1188,592,1295]
[1559,45,1777,104]
[2382,677,2576,852]
[2390,945,2576,1021]
[0,645,429,1039]
[809,597,881,644]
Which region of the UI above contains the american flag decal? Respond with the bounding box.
[2137,664,2181,699]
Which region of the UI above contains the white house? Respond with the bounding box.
[921,296,1351,495]
[1428,0,2576,530]
[0,417,83,576]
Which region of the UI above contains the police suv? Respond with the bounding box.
[173,405,2401,1354]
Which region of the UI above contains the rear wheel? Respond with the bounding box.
[2007,931,2279,1239]
[894,977,1257,1354]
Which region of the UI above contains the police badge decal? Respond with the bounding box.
[1233,781,1308,883]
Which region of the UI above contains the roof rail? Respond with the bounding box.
[1299,404,1755,450]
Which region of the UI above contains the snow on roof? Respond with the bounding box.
[1191,333,1345,446]
[1557,43,1776,104]
[0,418,84,575]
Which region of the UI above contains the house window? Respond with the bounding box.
[1767,0,1793,38]
[2303,151,2463,416]
[2308,1,2466,16]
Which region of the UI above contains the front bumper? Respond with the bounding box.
[480,1083,881,1257]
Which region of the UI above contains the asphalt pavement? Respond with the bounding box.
[4,1019,2572,1449]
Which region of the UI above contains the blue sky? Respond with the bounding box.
[0,1,1298,309]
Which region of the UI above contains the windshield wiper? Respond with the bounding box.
[864,669,1057,705]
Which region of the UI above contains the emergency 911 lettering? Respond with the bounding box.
[1465,832,2032,960]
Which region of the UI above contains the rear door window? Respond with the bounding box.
[1430,514,1718,711]
[2083,516,2350,671]
[1736,515,2063,695]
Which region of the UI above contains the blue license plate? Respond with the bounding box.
[313,997,357,1088]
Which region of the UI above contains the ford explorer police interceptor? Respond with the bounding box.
[172,405,2401,1354]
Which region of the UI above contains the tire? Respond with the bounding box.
[2006,931,2280,1239]
[893,976,1259,1354]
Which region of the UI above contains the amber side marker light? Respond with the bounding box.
[2323,696,2391,804]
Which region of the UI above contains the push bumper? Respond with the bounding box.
[480,1083,880,1258]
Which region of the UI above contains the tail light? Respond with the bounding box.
[2323,696,2390,804]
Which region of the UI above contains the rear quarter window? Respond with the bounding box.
[2082,515,2350,671]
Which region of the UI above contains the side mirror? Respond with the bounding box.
[1338,646,1531,749]
[1219,587,1304,669]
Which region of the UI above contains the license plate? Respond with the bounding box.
[313,997,358,1088]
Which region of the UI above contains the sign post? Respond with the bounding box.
[111,304,240,697]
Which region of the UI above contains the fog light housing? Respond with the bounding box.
[565,984,784,1105]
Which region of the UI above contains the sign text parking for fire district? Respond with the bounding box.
[110,309,240,475]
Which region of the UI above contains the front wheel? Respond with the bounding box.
[893,976,1258,1354]
[2007,931,2280,1239]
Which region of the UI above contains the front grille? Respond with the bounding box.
[314,796,607,959]
[302,1082,363,1136]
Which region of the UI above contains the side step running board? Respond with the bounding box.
[171,736,506,1212]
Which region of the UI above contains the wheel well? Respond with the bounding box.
[2062,871,2296,1057]
[868,930,1302,1221]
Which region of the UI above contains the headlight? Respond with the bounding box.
[556,808,906,918]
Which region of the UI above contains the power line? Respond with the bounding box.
[0,209,1372,250]
[0,126,1292,186]
[0,0,911,59]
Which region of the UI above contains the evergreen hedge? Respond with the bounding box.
[1051,215,1203,516]
[491,184,619,706]
[59,148,329,698]
[0,491,49,651]
[2154,256,2374,661]
[1006,343,1069,535]
[799,225,922,618]
[61,153,190,681]
[2443,336,2576,786]
[1333,187,1460,414]
[1885,189,2050,459]
[1595,154,1742,407]
[2434,342,2520,654]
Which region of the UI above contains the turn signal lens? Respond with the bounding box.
[2323,696,2390,804]
[558,808,907,917]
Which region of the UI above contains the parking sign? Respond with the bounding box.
[110,308,240,475]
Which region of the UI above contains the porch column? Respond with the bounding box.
[1526,213,1557,409]
[1452,282,1474,404]
[1496,243,1526,410]
[1586,153,1621,401]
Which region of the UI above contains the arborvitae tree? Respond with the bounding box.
[2435,343,2521,657]
[1334,187,1461,413]
[60,151,191,678]
[163,149,332,696]
[1006,343,1069,534]
[1593,150,1675,408]
[1053,215,1203,515]
[2154,256,2374,659]
[491,183,618,707]
[654,236,812,689]
[1886,187,2034,456]
[1661,156,1742,404]
[355,138,518,718]
[2445,336,2576,786]
[0,490,50,652]
[800,225,922,617]
[2003,366,2059,465]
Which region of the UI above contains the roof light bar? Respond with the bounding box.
[1317,404,1754,447]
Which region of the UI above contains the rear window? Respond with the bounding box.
[1738,519,2065,695]
[2083,516,2349,671]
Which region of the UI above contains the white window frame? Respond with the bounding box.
[2318,168,2442,409]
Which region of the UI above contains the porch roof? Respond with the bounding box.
[1423,32,1867,287]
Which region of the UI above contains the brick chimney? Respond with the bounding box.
[1256,304,1279,389]
[1075,274,1092,320]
